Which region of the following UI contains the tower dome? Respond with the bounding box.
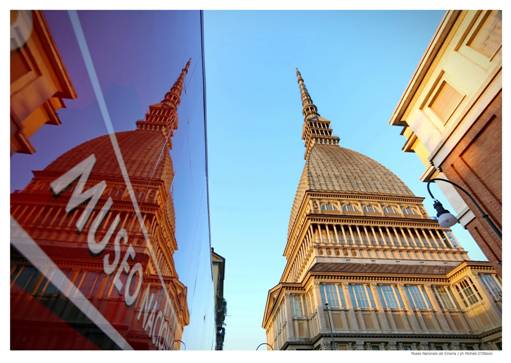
[306,144,413,196]
[288,143,414,235]
[288,69,415,235]
[44,130,172,184]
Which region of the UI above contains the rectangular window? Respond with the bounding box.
[291,294,304,317]
[480,273,502,300]
[432,285,458,310]
[457,278,482,306]
[455,285,468,307]
[377,285,402,309]
[404,285,432,310]
[320,284,346,308]
[348,284,375,309]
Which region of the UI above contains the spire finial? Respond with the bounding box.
[136,59,192,148]
[295,68,340,159]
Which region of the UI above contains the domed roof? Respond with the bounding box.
[288,144,414,234]
[44,130,172,184]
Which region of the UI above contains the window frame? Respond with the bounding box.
[348,283,376,310]
[377,284,403,310]
[480,273,502,301]
[320,283,346,309]
[404,285,433,311]
[432,285,459,311]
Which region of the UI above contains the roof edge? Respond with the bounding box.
[388,10,461,127]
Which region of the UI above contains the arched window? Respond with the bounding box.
[320,202,336,211]
[363,204,377,214]
[403,206,417,215]
[383,205,396,215]
[342,203,355,213]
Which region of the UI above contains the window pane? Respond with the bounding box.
[378,285,399,309]
[349,284,370,309]
[458,279,481,306]
[433,286,456,310]
[405,285,429,310]
[320,284,339,308]
[480,274,502,300]
[394,286,405,308]
[291,294,303,317]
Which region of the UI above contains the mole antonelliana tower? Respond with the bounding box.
[11,61,192,350]
[261,69,502,350]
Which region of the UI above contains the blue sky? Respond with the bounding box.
[203,10,487,350]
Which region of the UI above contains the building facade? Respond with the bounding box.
[261,69,502,350]
[388,10,502,270]
[212,248,227,350]
[11,61,192,349]
[10,10,77,155]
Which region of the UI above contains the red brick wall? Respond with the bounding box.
[440,92,502,269]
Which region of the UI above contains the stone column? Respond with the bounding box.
[284,293,295,341]
[354,340,365,350]
[450,342,460,350]
[387,341,397,350]
[418,342,429,350]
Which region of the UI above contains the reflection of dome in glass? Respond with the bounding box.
[44,130,172,184]
[45,59,193,186]
[289,144,415,233]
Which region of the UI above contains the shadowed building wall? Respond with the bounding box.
[212,248,226,350]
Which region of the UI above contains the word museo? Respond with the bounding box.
[50,154,177,349]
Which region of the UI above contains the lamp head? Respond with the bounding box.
[433,200,457,228]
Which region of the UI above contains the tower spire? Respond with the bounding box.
[296,68,319,121]
[136,59,191,148]
[295,68,340,159]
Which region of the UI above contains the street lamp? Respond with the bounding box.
[325,302,335,350]
[256,342,273,351]
[174,339,186,350]
[426,178,502,238]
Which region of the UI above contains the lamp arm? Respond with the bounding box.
[428,178,486,215]
[427,178,501,238]
[256,342,274,351]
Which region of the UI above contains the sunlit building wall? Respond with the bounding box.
[262,69,501,350]
[10,10,77,155]
[389,10,502,271]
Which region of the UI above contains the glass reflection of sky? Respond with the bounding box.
[10,11,214,350]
